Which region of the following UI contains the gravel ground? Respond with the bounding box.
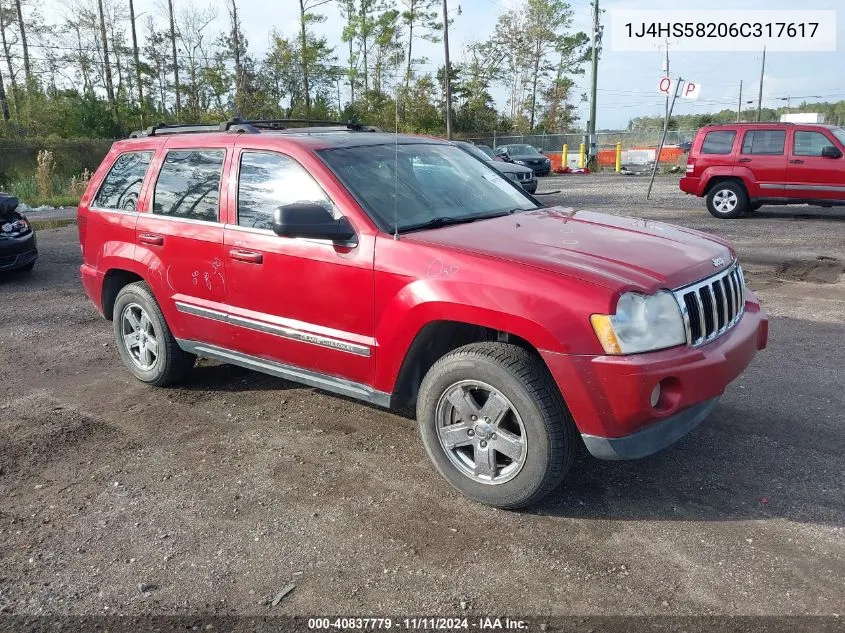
[1,180,844,626]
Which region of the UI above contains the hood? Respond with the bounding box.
[492,162,534,176]
[405,207,735,292]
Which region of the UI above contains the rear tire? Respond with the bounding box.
[706,181,748,219]
[416,342,576,509]
[112,282,195,386]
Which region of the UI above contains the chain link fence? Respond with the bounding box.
[459,130,699,151]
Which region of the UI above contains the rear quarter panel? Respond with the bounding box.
[78,140,162,308]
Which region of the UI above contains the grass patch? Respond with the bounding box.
[3,175,82,207]
[30,218,77,230]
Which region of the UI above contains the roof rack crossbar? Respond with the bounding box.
[128,118,376,138]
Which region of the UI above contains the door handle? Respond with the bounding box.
[738,158,752,163]
[139,233,164,246]
[789,159,804,164]
[229,249,263,264]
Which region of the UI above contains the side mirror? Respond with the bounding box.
[537,149,544,154]
[821,145,842,159]
[272,203,356,243]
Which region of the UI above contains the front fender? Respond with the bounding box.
[373,275,603,394]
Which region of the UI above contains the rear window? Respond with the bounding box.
[93,151,153,211]
[741,130,786,155]
[153,150,225,222]
[700,131,736,155]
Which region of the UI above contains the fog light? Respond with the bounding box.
[650,384,661,408]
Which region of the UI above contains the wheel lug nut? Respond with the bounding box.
[471,415,477,421]
[467,429,474,436]
[491,433,497,439]
[480,441,487,448]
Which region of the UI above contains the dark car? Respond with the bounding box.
[0,194,37,273]
[494,144,552,176]
[455,141,538,193]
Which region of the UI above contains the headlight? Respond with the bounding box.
[590,291,686,354]
[505,172,518,180]
[514,160,527,165]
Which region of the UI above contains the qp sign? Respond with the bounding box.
[658,77,674,96]
[657,77,702,100]
[683,82,701,100]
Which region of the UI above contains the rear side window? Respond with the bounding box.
[93,151,153,211]
[237,151,333,231]
[700,131,736,155]
[741,130,786,155]
[793,131,835,156]
[153,149,225,222]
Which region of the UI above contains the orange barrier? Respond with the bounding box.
[547,147,686,170]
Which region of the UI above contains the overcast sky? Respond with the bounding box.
[51,0,845,129]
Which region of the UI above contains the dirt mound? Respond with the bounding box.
[775,256,844,284]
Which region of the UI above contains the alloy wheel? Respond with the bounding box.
[713,189,738,213]
[120,303,159,371]
[435,380,527,485]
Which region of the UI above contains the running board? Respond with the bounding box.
[177,340,391,408]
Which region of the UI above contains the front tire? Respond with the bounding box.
[416,342,576,509]
[112,282,195,386]
[706,181,748,219]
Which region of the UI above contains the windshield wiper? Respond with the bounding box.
[397,214,489,233]
[397,208,529,234]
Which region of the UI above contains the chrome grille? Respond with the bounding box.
[674,262,745,347]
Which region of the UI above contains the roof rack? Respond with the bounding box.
[705,121,794,126]
[128,118,378,138]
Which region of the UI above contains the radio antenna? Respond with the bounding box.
[393,82,400,240]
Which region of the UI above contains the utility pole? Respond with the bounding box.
[663,40,669,122]
[737,80,742,122]
[129,0,144,123]
[587,0,600,140]
[168,0,180,117]
[442,0,453,139]
[756,46,766,122]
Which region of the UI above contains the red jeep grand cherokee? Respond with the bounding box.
[680,122,845,218]
[78,119,768,508]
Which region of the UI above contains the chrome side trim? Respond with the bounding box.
[174,301,371,357]
[176,339,390,407]
[759,183,845,192]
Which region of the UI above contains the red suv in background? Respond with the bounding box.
[78,119,768,508]
[680,122,845,218]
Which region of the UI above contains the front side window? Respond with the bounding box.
[793,131,836,156]
[153,149,225,222]
[318,142,537,233]
[741,130,786,155]
[700,131,736,155]
[237,152,333,231]
[93,151,153,211]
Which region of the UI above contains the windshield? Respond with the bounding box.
[503,144,540,155]
[458,142,494,163]
[831,127,845,146]
[318,143,538,233]
[475,145,496,159]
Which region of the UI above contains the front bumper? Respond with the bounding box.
[0,231,38,271]
[541,291,768,460]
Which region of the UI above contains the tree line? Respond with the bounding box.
[0,0,591,139]
[627,102,845,131]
